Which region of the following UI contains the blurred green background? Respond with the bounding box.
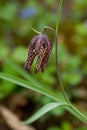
[0,0,87,130]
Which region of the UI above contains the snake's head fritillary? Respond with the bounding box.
[24,34,52,73]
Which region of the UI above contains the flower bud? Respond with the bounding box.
[24,34,52,73]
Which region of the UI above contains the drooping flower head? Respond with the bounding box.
[24,34,52,73]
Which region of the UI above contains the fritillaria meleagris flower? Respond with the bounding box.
[24,34,52,73]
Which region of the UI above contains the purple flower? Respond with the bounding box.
[24,34,52,73]
[19,7,37,19]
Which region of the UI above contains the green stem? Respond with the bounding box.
[56,0,70,104]
[56,0,63,35]
[55,0,87,123]
[30,27,41,34]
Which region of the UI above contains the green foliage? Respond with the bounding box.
[48,127,60,130]
[0,2,17,21]
[48,122,87,130]
[75,127,87,130]
[0,63,17,98]
[48,121,72,130]
[12,46,27,63]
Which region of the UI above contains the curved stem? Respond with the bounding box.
[42,26,70,104]
[30,27,41,34]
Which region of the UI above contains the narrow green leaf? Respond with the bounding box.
[4,58,43,85]
[0,73,62,102]
[65,105,87,124]
[3,58,66,102]
[4,58,52,90]
[23,102,87,125]
[22,102,68,125]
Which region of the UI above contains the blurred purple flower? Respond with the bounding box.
[19,7,37,19]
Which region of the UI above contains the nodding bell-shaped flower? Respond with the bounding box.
[24,34,52,73]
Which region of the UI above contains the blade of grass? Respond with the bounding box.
[0,55,50,90]
[23,103,87,125]
[0,73,63,102]
[4,58,46,87]
[23,102,87,125]
[22,102,68,125]
[0,56,66,101]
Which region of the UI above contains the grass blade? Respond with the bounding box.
[3,58,66,102]
[4,58,46,87]
[0,73,62,102]
[22,102,68,125]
